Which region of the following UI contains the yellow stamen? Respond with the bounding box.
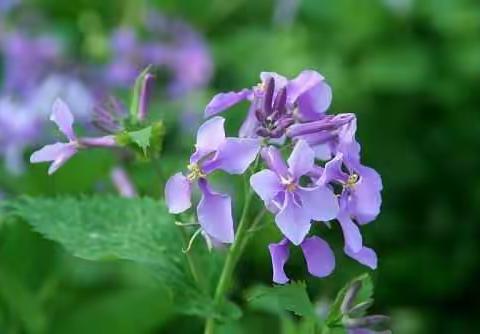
[187,163,206,181]
[346,173,359,188]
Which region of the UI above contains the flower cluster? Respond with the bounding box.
[167,70,382,284]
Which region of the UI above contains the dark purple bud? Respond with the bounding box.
[298,131,337,146]
[256,127,271,137]
[255,107,266,123]
[287,113,355,137]
[273,86,287,117]
[269,127,284,138]
[275,117,295,130]
[263,77,275,116]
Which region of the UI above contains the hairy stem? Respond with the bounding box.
[204,160,260,333]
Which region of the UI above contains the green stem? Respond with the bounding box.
[204,160,260,333]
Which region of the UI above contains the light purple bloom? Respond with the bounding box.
[269,236,335,284]
[165,116,260,243]
[30,99,117,174]
[250,140,338,245]
[317,149,382,268]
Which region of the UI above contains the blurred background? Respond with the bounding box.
[1,0,479,333]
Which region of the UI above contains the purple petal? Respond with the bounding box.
[165,173,192,214]
[204,89,250,117]
[275,192,311,245]
[317,153,347,186]
[345,245,377,269]
[30,142,77,174]
[50,98,75,141]
[296,81,332,121]
[250,169,283,203]
[192,116,226,162]
[206,137,260,174]
[337,208,363,253]
[261,146,289,178]
[298,186,339,222]
[260,72,288,91]
[287,140,314,179]
[300,236,335,278]
[351,166,383,224]
[286,70,324,104]
[239,104,259,138]
[30,142,70,163]
[197,179,234,243]
[268,239,290,284]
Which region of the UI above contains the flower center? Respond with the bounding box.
[286,182,297,192]
[187,163,206,181]
[346,173,359,188]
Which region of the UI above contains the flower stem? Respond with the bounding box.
[204,160,260,333]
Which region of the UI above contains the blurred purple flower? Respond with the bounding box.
[105,12,212,98]
[1,31,63,97]
[0,97,41,173]
[30,99,117,174]
[165,116,260,243]
[251,140,338,245]
[269,237,335,284]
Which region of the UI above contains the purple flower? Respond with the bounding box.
[318,149,382,268]
[164,116,260,243]
[250,140,338,245]
[204,70,333,136]
[30,99,117,174]
[269,236,335,284]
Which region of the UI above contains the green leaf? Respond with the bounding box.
[51,288,173,334]
[128,126,152,155]
[326,273,374,326]
[247,281,316,318]
[129,66,152,121]
[6,196,224,318]
[0,269,47,334]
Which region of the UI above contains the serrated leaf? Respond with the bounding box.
[247,281,316,318]
[128,126,152,155]
[6,196,226,318]
[326,273,374,326]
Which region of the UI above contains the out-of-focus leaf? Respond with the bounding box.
[247,281,316,318]
[0,269,47,334]
[51,288,173,334]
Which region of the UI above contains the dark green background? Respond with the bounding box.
[1,0,479,333]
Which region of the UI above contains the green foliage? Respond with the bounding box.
[247,281,316,318]
[5,196,232,319]
[128,126,152,155]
